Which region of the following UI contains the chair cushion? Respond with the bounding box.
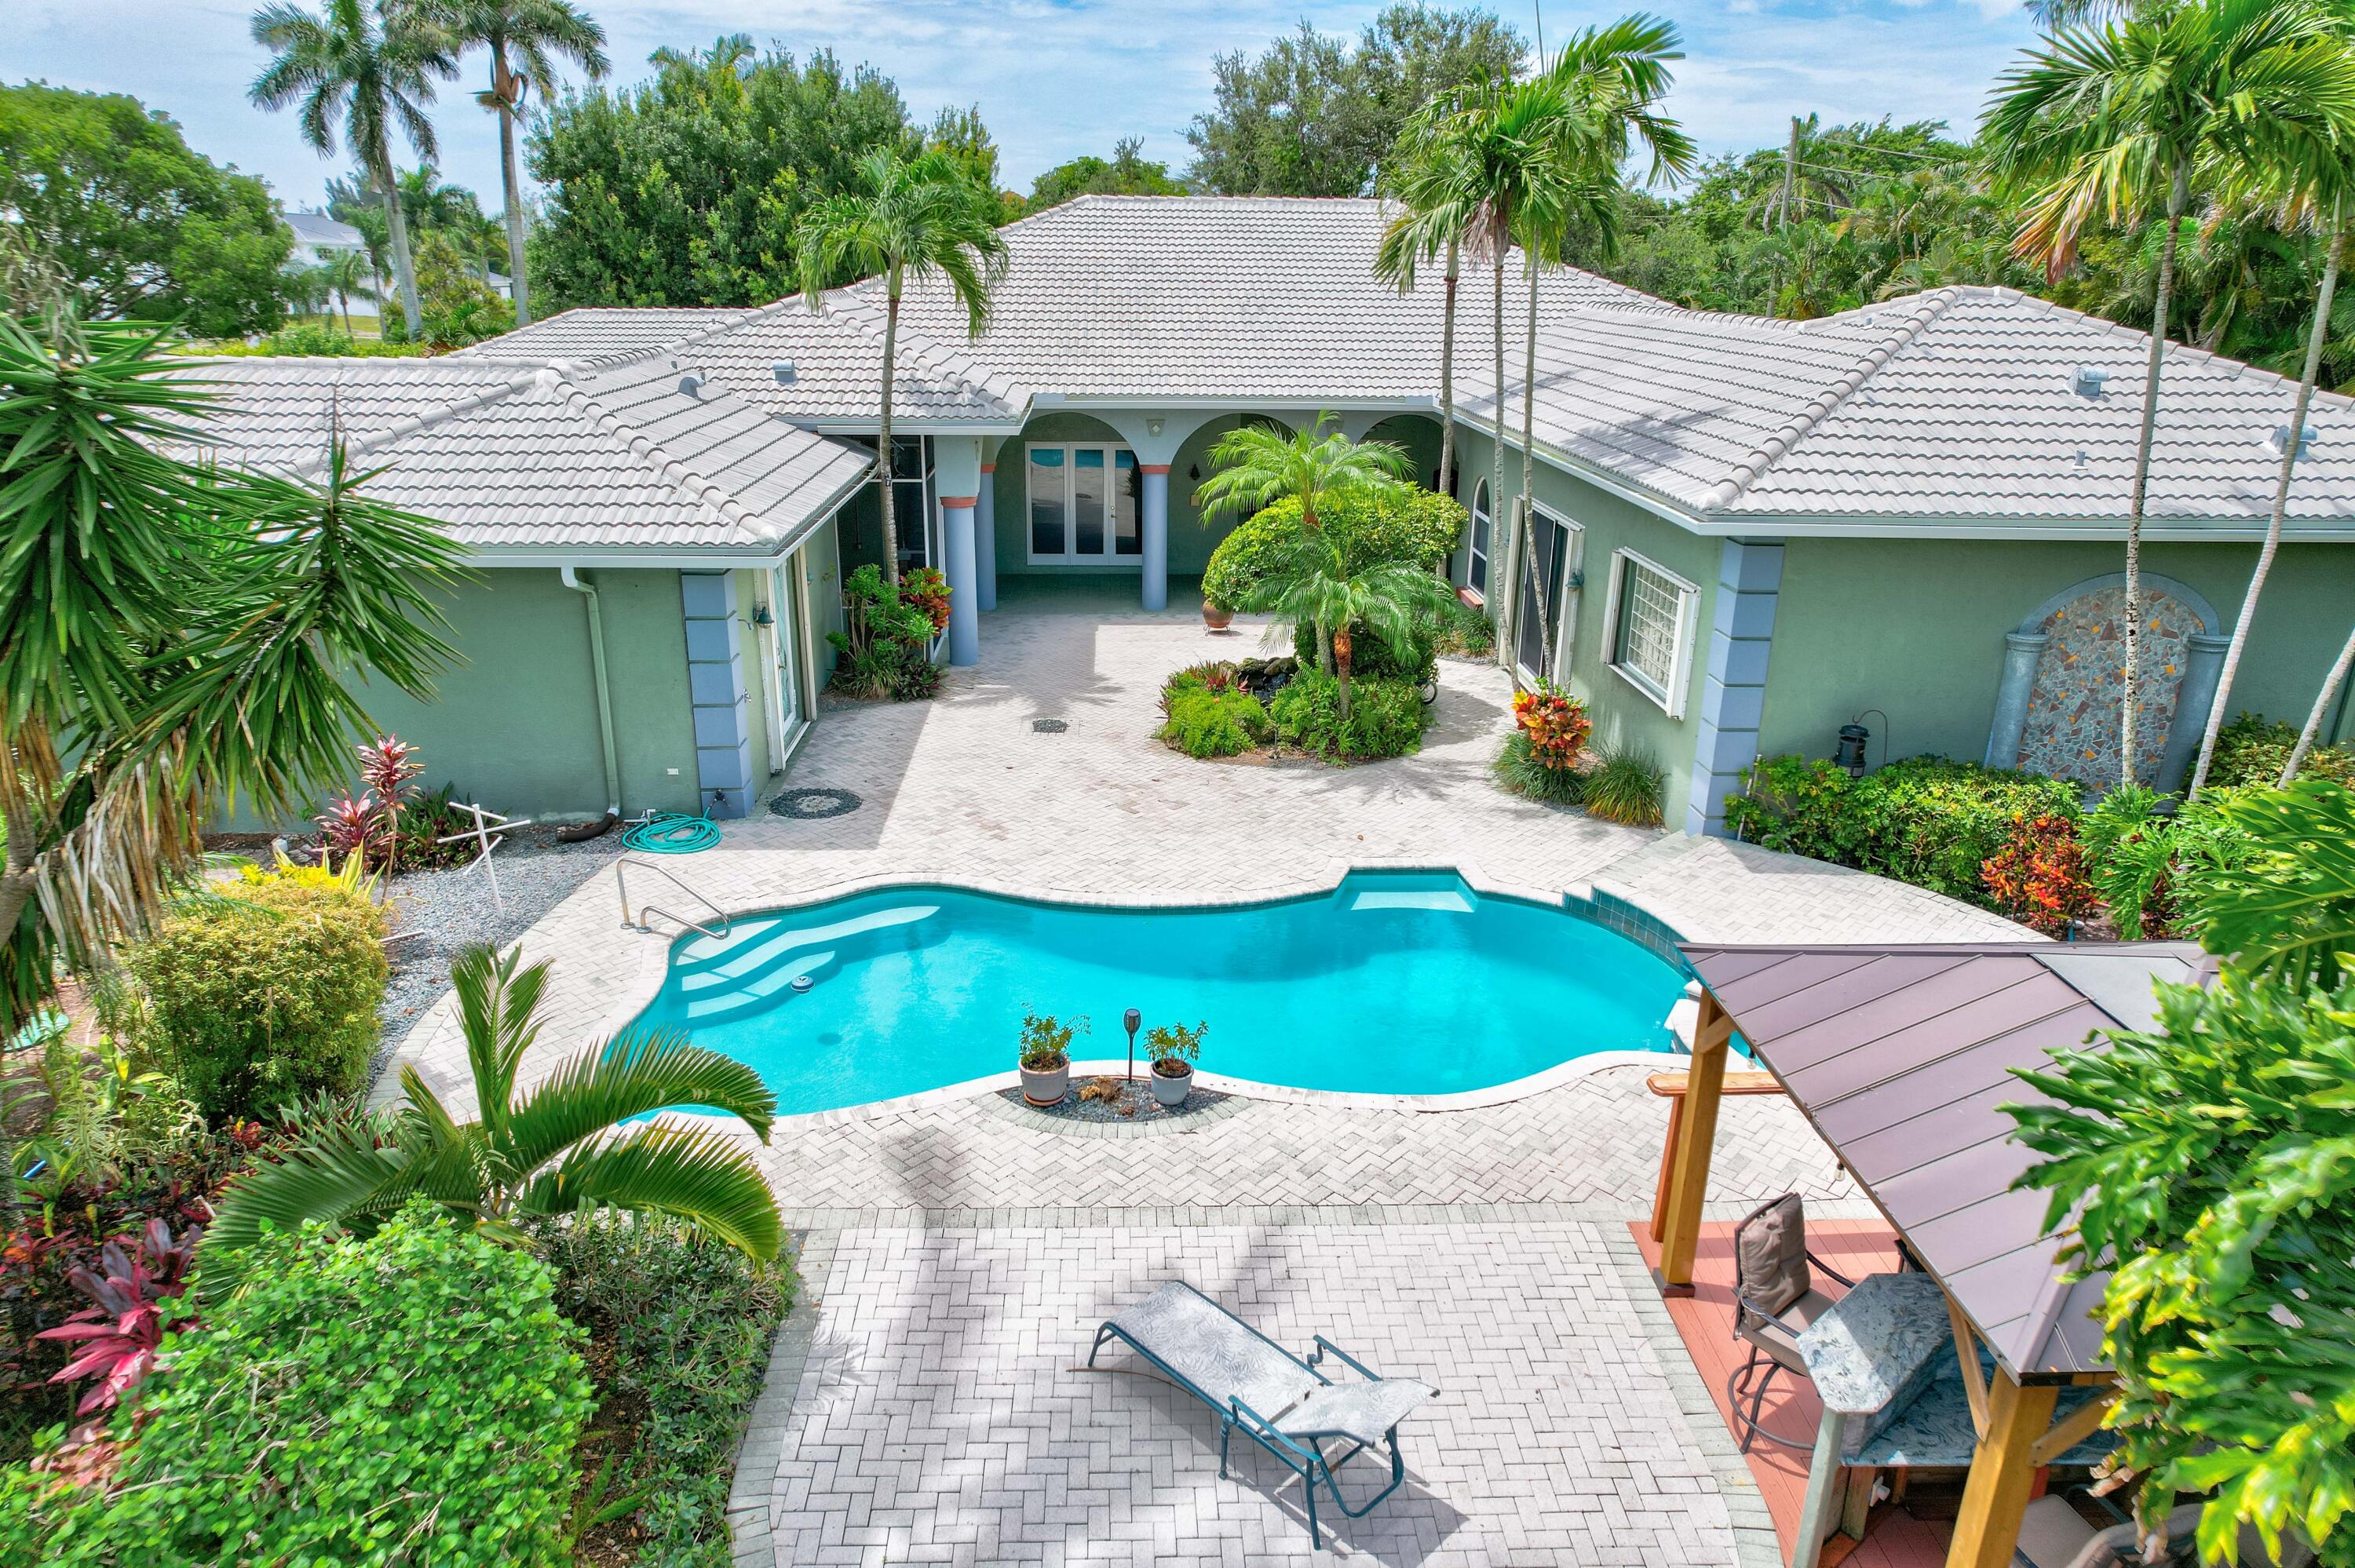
[1106,1283,1320,1417]
[1741,1288,1840,1374]
[1736,1194,1812,1318]
[2015,1494,2099,1568]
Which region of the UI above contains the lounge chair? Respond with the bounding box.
[1728,1192,1856,1453]
[1087,1281,1437,1548]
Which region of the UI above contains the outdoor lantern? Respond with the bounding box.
[1188,463,1200,482]
[1124,1008,1142,1081]
[1835,722,1871,779]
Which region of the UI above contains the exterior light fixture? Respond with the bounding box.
[1835,722,1871,779]
[1124,1008,1141,1081]
[752,602,774,628]
[1188,463,1200,482]
[2072,366,2109,399]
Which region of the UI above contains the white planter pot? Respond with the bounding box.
[1149,1063,1192,1107]
[1019,1059,1069,1106]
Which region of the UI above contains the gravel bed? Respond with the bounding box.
[995,1074,1230,1123]
[374,826,625,1059]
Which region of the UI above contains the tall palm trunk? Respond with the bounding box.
[1519,249,1553,677]
[2284,621,2355,783]
[493,42,532,328]
[380,151,423,340]
[2191,217,2342,797]
[1490,252,1511,672]
[2120,171,2186,788]
[876,265,903,586]
[1438,238,1459,508]
[1302,497,1334,676]
[1334,623,1354,721]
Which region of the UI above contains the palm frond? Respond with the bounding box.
[517,1122,783,1260]
[195,1119,414,1302]
[501,1027,777,1172]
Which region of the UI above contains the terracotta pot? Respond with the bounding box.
[1150,1061,1192,1107]
[1202,601,1234,631]
[1019,1058,1069,1106]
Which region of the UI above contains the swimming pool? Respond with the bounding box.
[627,870,1692,1116]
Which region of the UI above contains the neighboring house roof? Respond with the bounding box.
[1457,283,2355,529]
[1680,939,2217,1381]
[170,355,874,556]
[453,306,764,366]
[284,211,366,250]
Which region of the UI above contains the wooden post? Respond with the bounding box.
[1945,1365,2060,1568]
[1648,1093,1686,1242]
[1657,994,1731,1292]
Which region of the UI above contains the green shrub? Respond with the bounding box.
[826,564,941,701]
[126,863,387,1121]
[1583,746,1667,827]
[1269,671,1425,761]
[2203,710,2355,790]
[195,324,431,357]
[1725,754,2083,908]
[1160,684,1272,758]
[3,1201,592,1567]
[535,1214,794,1568]
[1492,730,1585,804]
[1201,488,1462,613]
[1289,606,1437,685]
[1432,596,1496,658]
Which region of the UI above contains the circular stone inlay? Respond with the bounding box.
[769,787,863,820]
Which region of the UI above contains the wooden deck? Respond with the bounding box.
[1632,1219,1956,1568]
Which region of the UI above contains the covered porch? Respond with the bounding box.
[1649,942,2218,1568]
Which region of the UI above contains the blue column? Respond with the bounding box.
[1141,466,1170,611]
[2157,630,2231,791]
[943,499,980,666]
[975,464,999,612]
[680,571,751,818]
[1982,630,2048,770]
[1685,539,1784,838]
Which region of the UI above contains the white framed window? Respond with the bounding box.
[1027,443,1141,564]
[1601,549,1699,717]
[1466,480,1491,599]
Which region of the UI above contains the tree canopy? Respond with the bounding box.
[1185,4,1525,198]
[1025,138,1188,213]
[0,82,293,337]
[525,36,925,308]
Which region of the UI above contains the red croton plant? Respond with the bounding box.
[1981,811,2098,937]
[35,1219,201,1416]
[1511,683,1593,771]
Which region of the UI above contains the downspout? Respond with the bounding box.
[558,566,623,838]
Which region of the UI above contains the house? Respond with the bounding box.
[188,196,2355,833]
[283,211,377,320]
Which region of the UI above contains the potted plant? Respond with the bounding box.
[1144,1019,1205,1107]
[1203,597,1235,632]
[1017,1008,1085,1105]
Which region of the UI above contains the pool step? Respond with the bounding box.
[681,949,838,1023]
[674,904,939,985]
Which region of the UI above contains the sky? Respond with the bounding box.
[4,0,2041,214]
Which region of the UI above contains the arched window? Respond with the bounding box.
[1468,480,1492,597]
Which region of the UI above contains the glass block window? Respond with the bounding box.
[1609,553,1690,709]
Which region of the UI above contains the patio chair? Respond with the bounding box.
[1727,1192,1856,1453]
[1086,1281,1437,1549]
[2017,1493,2316,1568]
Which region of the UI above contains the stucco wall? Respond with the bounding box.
[991,412,1134,578]
[1451,424,1721,829]
[1763,536,2355,770]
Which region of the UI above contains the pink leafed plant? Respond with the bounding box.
[316,789,383,866]
[36,1219,202,1415]
[356,735,422,874]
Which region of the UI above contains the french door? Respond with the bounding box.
[768,559,809,768]
[1028,443,1141,563]
[1514,505,1575,687]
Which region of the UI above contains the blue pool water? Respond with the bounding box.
[629,870,1691,1115]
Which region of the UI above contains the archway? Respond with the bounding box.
[1985,572,2229,790]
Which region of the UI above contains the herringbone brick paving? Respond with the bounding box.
[376,601,2028,1566]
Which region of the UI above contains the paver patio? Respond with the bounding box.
[382,596,2030,1567]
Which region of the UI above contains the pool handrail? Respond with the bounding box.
[616,856,732,939]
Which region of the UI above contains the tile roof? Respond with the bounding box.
[171,354,874,554]
[1459,285,2355,526]
[451,306,761,366]
[1681,940,2217,1380]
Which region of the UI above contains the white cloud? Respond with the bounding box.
[0,0,2038,210]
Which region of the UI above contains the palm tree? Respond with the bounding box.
[1986,0,2354,786]
[251,0,456,341]
[1377,90,1484,513]
[440,0,607,327]
[1247,531,1457,721]
[0,312,466,1031]
[2284,622,2355,782]
[321,246,374,334]
[198,943,781,1300]
[1193,416,1418,676]
[794,149,1010,587]
[1506,18,1696,676]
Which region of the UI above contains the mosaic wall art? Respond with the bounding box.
[2016,583,2203,786]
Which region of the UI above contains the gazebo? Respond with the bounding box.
[1654,940,2215,1568]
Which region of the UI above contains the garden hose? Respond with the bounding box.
[621,811,724,854]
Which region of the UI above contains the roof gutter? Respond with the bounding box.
[558,567,623,819]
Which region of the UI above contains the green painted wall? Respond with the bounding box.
[1451,423,1721,827]
[734,567,774,789]
[803,517,845,681]
[1764,537,2355,764]
[222,567,700,830]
